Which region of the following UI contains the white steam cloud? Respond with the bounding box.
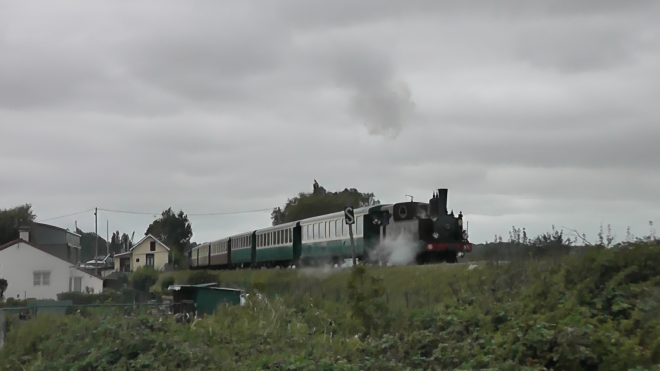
[372,231,419,266]
[297,263,340,280]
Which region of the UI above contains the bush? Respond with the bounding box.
[0,278,7,301]
[3,240,660,369]
[161,276,176,292]
[56,290,121,305]
[129,266,159,293]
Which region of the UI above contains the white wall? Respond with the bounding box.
[70,269,104,294]
[0,241,103,300]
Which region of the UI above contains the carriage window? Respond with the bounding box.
[329,221,335,238]
[287,229,291,243]
[357,216,363,235]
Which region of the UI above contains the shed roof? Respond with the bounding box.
[167,283,244,293]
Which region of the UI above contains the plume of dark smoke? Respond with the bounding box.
[331,44,415,139]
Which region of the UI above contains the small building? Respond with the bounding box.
[113,234,172,273]
[0,229,103,300]
[168,283,245,316]
[80,255,115,278]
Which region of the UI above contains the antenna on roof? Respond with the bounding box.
[405,195,414,202]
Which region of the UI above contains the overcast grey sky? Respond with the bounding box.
[1,0,658,246]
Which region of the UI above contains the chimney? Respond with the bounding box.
[436,188,448,215]
[19,226,30,241]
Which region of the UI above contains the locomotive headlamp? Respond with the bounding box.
[432,232,439,239]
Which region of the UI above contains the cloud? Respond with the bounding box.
[0,0,658,247]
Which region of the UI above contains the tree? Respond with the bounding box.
[0,278,7,301]
[109,230,133,254]
[79,232,108,262]
[270,180,380,226]
[145,208,193,266]
[0,204,37,245]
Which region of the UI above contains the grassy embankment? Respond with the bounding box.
[2,241,660,370]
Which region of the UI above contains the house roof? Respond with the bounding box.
[32,222,82,237]
[130,234,171,252]
[0,238,104,280]
[114,251,132,258]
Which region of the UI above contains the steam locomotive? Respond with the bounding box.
[188,187,471,270]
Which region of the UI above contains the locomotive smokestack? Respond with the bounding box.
[437,188,448,215]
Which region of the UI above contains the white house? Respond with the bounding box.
[0,229,103,301]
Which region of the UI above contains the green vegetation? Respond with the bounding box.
[270,180,379,225]
[130,266,160,294]
[0,203,36,245]
[145,207,193,267]
[2,238,659,369]
[0,278,7,301]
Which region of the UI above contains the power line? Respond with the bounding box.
[98,207,273,216]
[36,208,95,222]
[32,206,273,224]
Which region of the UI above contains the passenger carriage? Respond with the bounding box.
[254,221,301,268]
[229,231,254,268]
[209,238,230,267]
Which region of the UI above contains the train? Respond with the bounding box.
[188,187,472,270]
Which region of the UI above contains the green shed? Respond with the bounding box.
[169,283,245,316]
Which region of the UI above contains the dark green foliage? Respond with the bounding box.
[346,264,391,337]
[78,232,108,262]
[3,240,660,369]
[0,278,7,301]
[145,207,193,266]
[0,203,36,245]
[186,270,221,286]
[161,276,176,292]
[271,180,379,226]
[1,315,229,370]
[56,290,125,305]
[129,266,159,293]
[109,230,133,254]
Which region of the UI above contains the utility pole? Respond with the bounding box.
[94,208,98,276]
[106,220,109,256]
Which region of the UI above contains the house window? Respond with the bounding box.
[150,241,156,251]
[146,254,155,267]
[33,271,51,286]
